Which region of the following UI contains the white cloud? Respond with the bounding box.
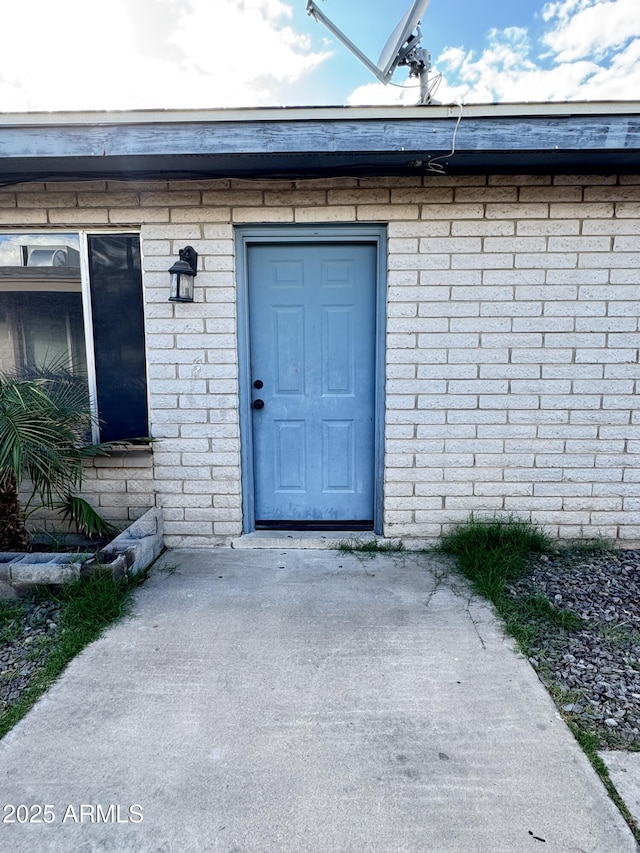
[347,80,423,107]
[0,0,329,112]
[348,0,640,106]
[2,0,638,112]
[570,36,640,98]
[432,27,601,103]
[542,0,640,61]
[172,0,326,92]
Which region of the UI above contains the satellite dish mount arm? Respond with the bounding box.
[306,1,387,85]
[306,0,434,105]
[398,29,433,105]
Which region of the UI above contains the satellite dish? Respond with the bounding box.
[307,0,434,104]
[378,0,431,79]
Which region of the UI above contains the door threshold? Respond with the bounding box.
[255,520,373,532]
[231,530,378,550]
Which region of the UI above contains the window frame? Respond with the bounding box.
[79,231,100,443]
[0,228,148,445]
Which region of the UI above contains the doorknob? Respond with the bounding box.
[253,379,263,389]
[253,399,265,410]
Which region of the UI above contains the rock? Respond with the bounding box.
[510,548,640,746]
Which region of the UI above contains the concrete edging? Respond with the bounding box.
[0,507,164,598]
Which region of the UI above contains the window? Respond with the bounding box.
[0,232,148,442]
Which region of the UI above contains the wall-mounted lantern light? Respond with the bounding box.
[168,246,198,302]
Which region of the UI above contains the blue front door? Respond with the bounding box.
[248,242,377,528]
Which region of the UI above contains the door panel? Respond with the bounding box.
[274,307,304,393]
[323,421,355,491]
[248,242,376,527]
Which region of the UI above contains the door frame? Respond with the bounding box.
[235,224,387,534]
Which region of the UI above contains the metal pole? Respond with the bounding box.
[419,65,430,105]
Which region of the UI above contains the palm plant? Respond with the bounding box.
[0,372,116,550]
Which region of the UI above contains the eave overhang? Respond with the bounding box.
[0,102,639,184]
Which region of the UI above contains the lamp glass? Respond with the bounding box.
[168,246,197,302]
[168,262,195,302]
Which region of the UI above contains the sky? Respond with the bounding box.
[0,0,639,113]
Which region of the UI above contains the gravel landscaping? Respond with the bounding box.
[510,548,640,749]
[0,568,144,738]
[0,599,63,712]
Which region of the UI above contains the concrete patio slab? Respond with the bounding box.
[0,548,636,852]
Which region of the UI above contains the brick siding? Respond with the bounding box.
[3,174,639,545]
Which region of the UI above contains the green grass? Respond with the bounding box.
[504,593,585,657]
[570,725,639,835]
[0,569,147,740]
[437,514,550,604]
[438,515,584,658]
[437,514,639,844]
[338,538,404,557]
[0,600,25,645]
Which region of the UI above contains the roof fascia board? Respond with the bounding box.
[1,101,640,128]
[0,115,638,159]
[0,103,638,181]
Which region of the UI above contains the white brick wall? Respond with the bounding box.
[2,174,639,545]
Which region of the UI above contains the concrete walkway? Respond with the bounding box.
[0,548,637,852]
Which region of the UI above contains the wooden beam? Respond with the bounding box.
[0,111,638,180]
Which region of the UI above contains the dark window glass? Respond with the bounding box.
[0,234,86,380]
[0,292,87,376]
[87,234,148,442]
